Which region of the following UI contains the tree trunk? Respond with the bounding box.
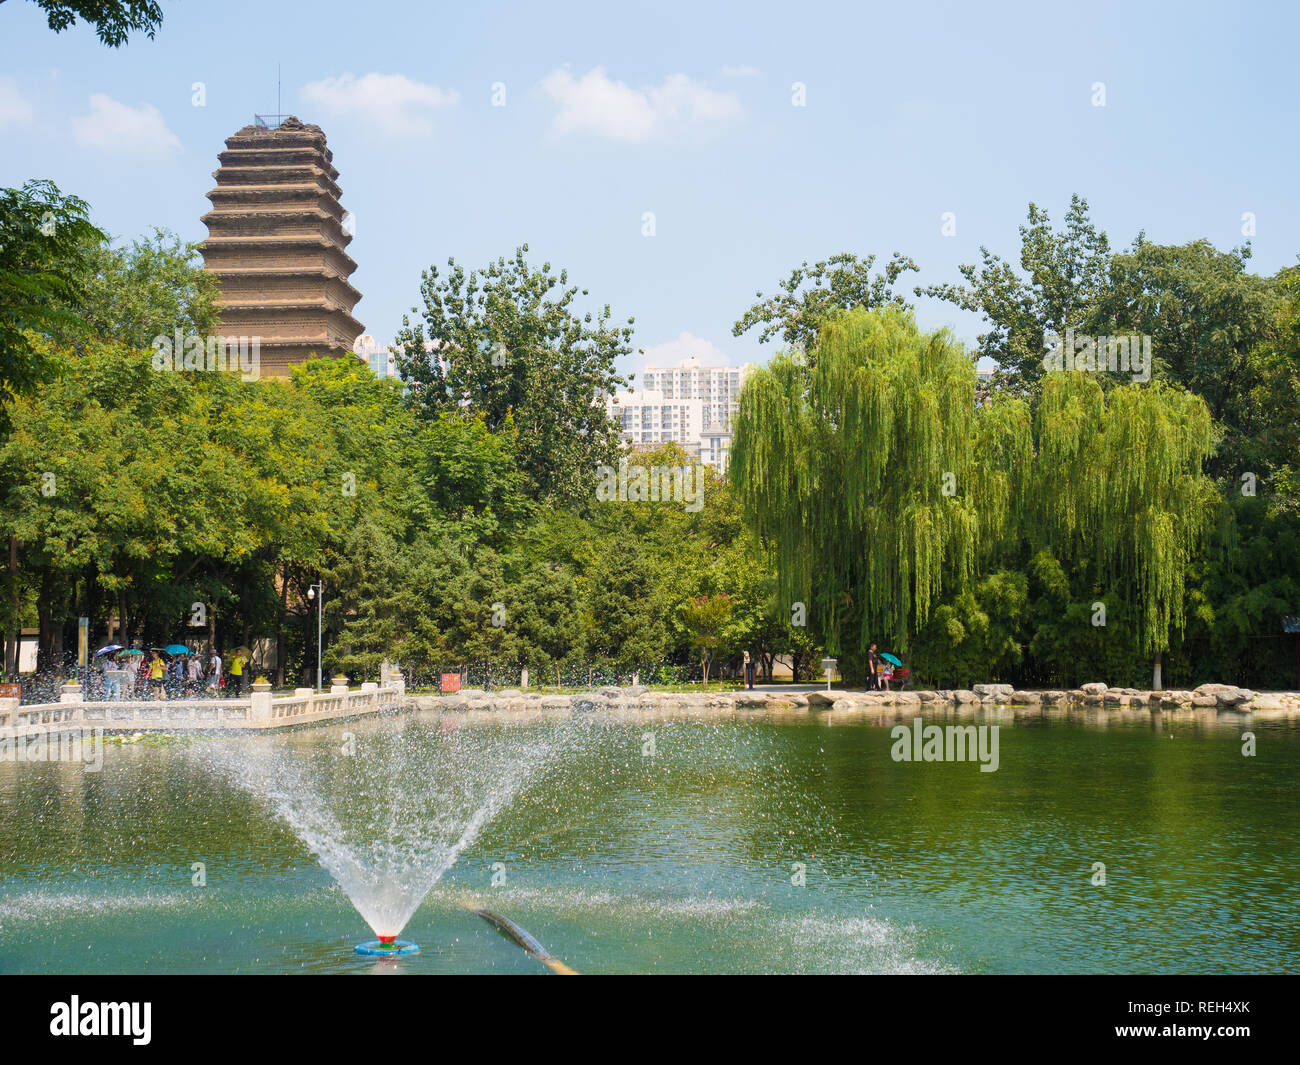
[37,569,55,673]
[275,571,288,687]
[5,536,19,675]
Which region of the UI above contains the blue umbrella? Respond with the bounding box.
[880,652,903,667]
[165,644,191,655]
[94,644,124,657]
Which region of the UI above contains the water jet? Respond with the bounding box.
[190,718,579,959]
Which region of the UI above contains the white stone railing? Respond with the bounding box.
[0,678,405,734]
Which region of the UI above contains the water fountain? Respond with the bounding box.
[189,715,577,956]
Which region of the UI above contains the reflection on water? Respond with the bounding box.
[0,711,1297,973]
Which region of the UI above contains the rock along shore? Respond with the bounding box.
[410,682,1300,718]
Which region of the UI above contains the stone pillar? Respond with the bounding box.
[249,689,273,725]
[520,667,529,689]
[59,682,83,704]
[330,675,349,694]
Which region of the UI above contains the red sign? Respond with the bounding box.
[0,683,20,699]
[440,673,462,693]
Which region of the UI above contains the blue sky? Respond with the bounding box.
[2,0,1296,378]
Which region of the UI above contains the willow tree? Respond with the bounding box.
[1030,373,1216,686]
[731,305,1216,687]
[730,307,1016,679]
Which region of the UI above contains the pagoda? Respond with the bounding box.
[200,116,363,377]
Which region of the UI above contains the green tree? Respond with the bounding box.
[1242,264,1300,512]
[585,536,668,677]
[1093,236,1277,476]
[63,227,218,352]
[15,0,164,46]
[912,571,1028,689]
[0,180,103,412]
[919,195,1111,397]
[508,562,585,686]
[733,251,919,357]
[394,244,632,507]
[679,593,734,684]
[731,306,992,680]
[1031,373,1216,679]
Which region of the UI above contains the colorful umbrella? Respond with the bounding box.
[880,652,903,667]
[165,644,191,655]
[93,644,124,657]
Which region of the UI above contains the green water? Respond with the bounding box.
[1,709,1296,974]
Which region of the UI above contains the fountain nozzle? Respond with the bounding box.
[355,935,420,956]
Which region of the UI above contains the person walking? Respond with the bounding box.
[207,650,223,696]
[121,651,139,698]
[187,652,204,696]
[229,649,247,696]
[146,650,166,699]
[167,653,185,699]
[866,643,882,692]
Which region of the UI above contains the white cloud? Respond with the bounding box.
[71,94,180,156]
[301,72,458,138]
[633,332,739,377]
[0,77,35,126]
[540,67,743,143]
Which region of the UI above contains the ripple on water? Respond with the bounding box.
[770,914,959,974]
[0,889,192,921]
[486,884,762,919]
[452,885,954,973]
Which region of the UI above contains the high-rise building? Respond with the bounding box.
[638,356,753,430]
[608,355,756,472]
[200,116,363,378]
[353,334,403,378]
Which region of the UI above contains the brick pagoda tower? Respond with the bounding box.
[200,116,363,377]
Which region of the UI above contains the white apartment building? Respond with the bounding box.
[609,356,756,473]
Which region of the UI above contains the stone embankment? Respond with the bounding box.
[412,683,1300,717]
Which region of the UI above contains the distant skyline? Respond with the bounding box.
[2,0,1297,380]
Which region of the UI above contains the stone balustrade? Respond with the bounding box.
[0,678,405,738]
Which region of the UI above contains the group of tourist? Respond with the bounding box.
[94,647,250,700]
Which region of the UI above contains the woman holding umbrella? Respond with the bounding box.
[878,651,905,691]
[93,644,124,701]
[164,645,189,698]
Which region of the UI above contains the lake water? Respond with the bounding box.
[1,708,1296,974]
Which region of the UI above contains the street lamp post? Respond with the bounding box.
[307,582,323,693]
